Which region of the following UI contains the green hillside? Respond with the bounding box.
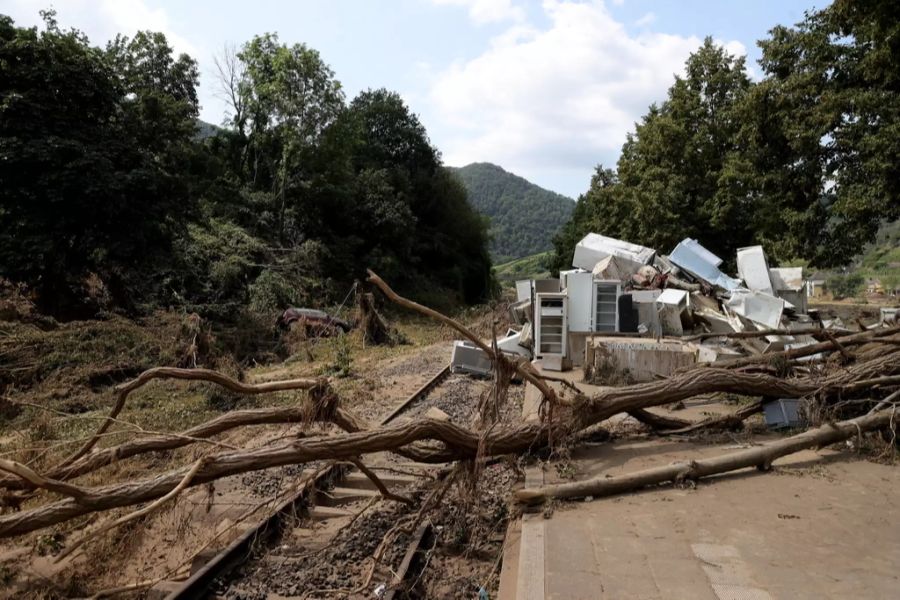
[494,252,552,285]
[450,163,574,264]
[855,219,900,290]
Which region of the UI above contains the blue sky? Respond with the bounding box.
[6,0,826,198]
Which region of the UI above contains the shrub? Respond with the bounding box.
[827,273,865,300]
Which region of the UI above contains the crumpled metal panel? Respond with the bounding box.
[669,239,742,291]
[572,233,656,272]
[724,289,785,329]
[768,267,804,292]
[736,246,774,295]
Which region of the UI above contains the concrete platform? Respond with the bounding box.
[502,368,900,599]
[503,438,900,599]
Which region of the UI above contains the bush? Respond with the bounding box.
[320,334,353,378]
[248,270,300,314]
[827,273,865,300]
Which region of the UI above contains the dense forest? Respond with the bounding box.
[551,0,900,274]
[0,11,494,321]
[449,163,573,264]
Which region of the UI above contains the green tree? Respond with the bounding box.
[0,13,199,316]
[826,273,865,300]
[550,40,753,270]
[319,89,495,304]
[234,33,345,243]
[751,0,900,266]
[105,31,199,149]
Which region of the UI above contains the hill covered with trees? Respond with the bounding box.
[450,163,573,264]
[0,12,494,320]
[551,1,900,274]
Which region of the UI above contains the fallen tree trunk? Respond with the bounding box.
[516,408,897,505]
[0,418,551,537]
[3,347,898,509]
[661,401,765,435]
[6,353,900,538]
[627,409,693,431]
[707,327,899,370]
[2,274,898,539]
[367,270,560,406]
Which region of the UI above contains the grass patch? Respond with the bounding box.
[493,252,552,286]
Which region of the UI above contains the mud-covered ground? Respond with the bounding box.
[217,363,525,600]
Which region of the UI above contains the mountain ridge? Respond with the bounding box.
[449,162,574,263]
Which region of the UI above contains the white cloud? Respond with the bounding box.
[426,0,744,187]
[4,0,200,59]
[634,12,656,27]
[431,0,526,25]
[5,0,219,119]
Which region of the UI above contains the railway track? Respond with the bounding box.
[160,364,453,599]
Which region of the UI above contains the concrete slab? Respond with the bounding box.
[538,441,900,599]
[504,361,898,600]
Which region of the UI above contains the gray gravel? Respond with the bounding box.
[218,480,425,599]
[216,348,525,599]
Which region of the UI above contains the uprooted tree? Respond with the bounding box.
[0,272,898,550]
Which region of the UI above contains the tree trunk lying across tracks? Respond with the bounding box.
[0,273,898,539]
[2,348,899,538]
[516,408,897,505]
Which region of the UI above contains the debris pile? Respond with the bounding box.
[451,232,899,427]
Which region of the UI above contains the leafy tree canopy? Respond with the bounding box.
[0,11,199,316]
[552,3,900,272]
[0,15,495,319]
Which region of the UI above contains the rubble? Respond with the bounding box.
[450,231,898,435]
[736,245,775,295]
[572,233,655,273]
[669,238,741,291]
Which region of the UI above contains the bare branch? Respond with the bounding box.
[366,269,559,406]
[55,458,207,562]
[346,458,414,505]
[55,367,321,472]
[0,458,89,501]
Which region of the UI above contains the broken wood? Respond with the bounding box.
[516,408,897,505]
[3,275,900,543]
[4,351,899,538]
[707,326,899,369]
[55,457,208,562]
[356,291,400,346]
[347,458,414,506]
[627,409,693,431]
[367,269,560,407]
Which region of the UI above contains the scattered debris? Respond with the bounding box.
[449,231,894,399]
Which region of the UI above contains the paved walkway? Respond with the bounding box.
[503,366,900,599]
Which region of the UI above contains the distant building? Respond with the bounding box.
[807,272,827,298]
[866,278,884,296]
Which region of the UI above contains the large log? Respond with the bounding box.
[2,276,898,539]
[516,408,897,504]
[0,419,551,537]
[5,351,900,538]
